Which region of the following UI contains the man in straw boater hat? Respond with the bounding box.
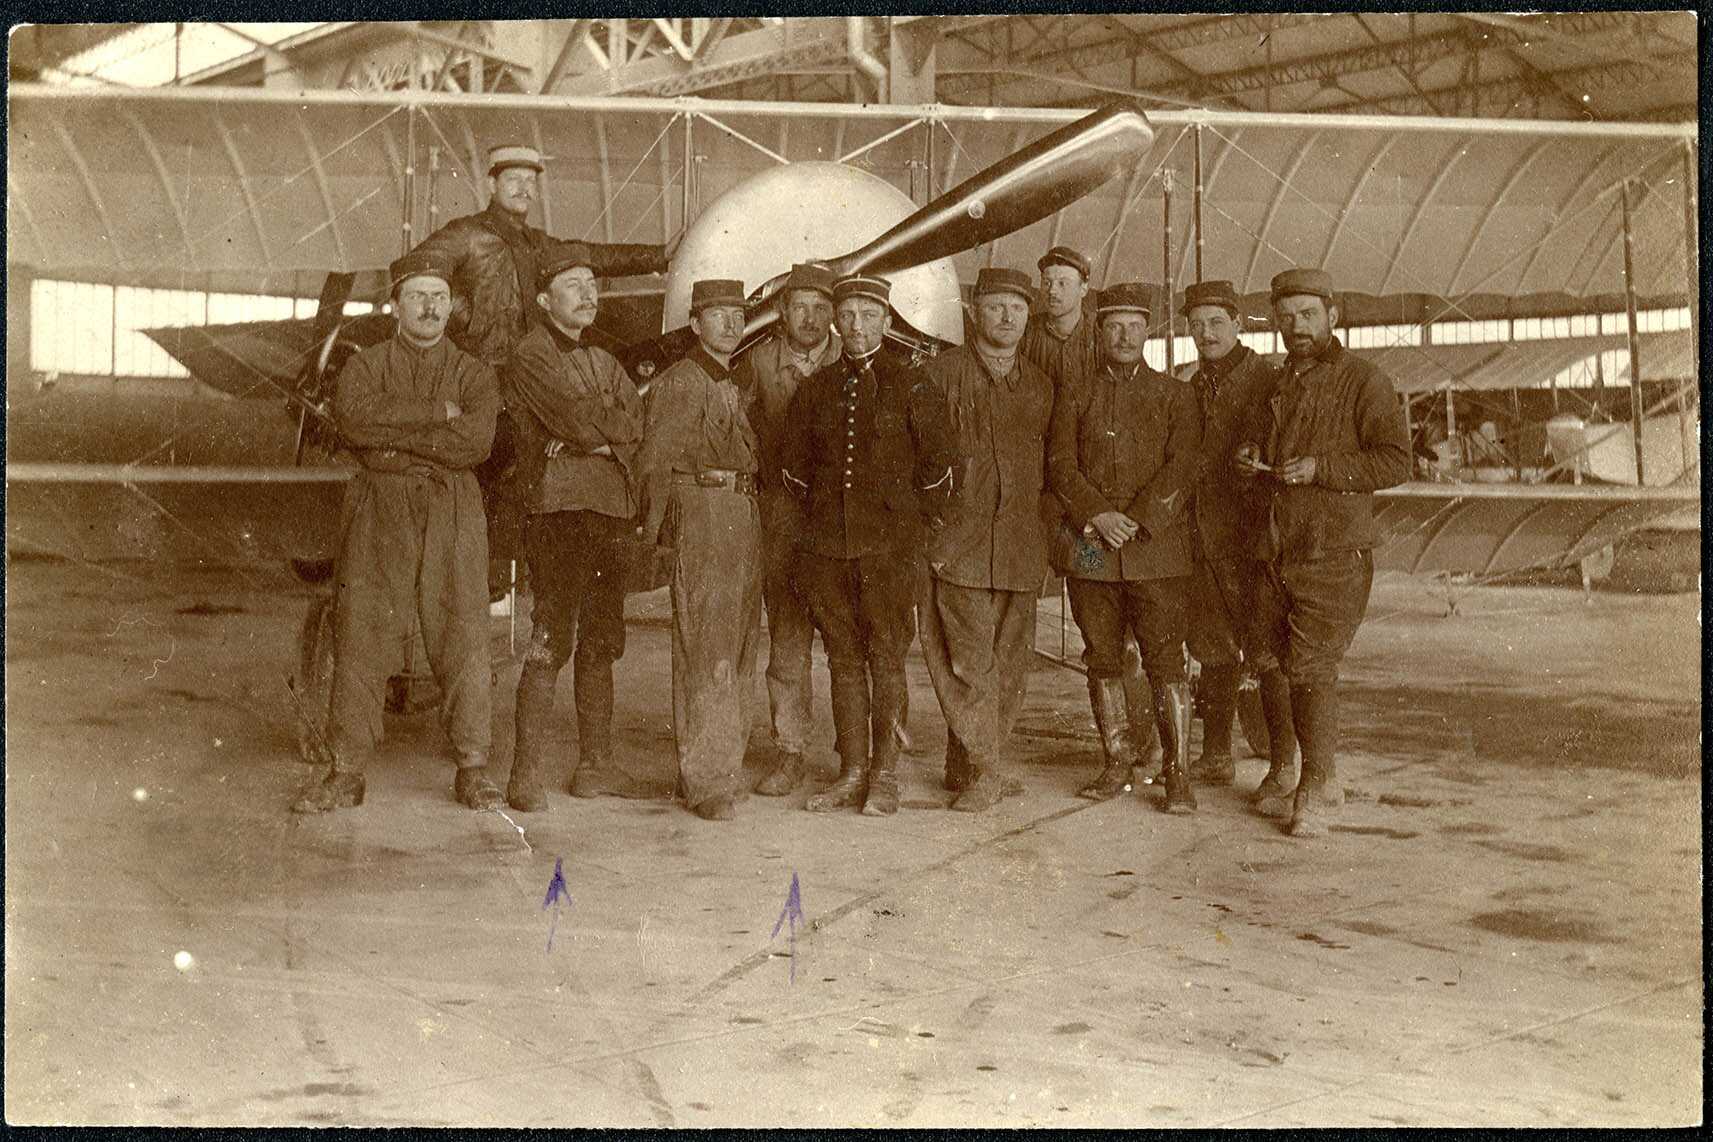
[918,266,1056,812]
[777,272,958,817]
[1180,279,1297,800]
[294,247,504,814]
[409,142,677,600]
[635,278,764,821]
[1234,267,1410,837]
[736,263,843,798]
[500,240,653,814]
[1047,281,1201,814]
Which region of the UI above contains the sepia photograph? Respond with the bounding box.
[4,12,1702,1128]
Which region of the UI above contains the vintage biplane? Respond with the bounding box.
[6,84,1700,757]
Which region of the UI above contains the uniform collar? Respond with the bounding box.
[973,343,1021,388]
[690,343,734,384]
[1286,334,1344,371]
[393,332,449,359]
[1197,342,1251,383]
[482,200,527,234]
[544,319,586,354]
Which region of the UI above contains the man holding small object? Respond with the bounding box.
[1234,267,1410,837]
[1047,282,1202,813]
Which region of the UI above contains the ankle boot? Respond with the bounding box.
[755,750,805,796]
[508,662,557,812]
[862,666,906,817]
[567,662,654,799]
[1121,644,1163,778]
[455,761,505,811]
[1251,667,1299,803]
[1080,674,1138,800]
[1288,682,1343,837]
[291,766,365,813]
[1189,663,1240,785]
[1155,680,1196,814]
[807,663,869,812]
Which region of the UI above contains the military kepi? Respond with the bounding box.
[389,248,455,292]
[973,266,1034,302]
[1037,245,1091,280]
[690,278,747,312]
[1095,281,1150,318]
[1183,279,1241,316]
[832,273,890,306]
[1270,267,1335,302]
[536,241,595,291]
[487,144,544,175]
[783,263,839,300]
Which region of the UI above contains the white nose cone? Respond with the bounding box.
[663,161,964,345]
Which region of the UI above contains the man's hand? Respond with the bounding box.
[1234,441,1267,479]
[1278,456,1317,486]
[444,401,463,420]
[546,438,565,459]
[637,501,667,547]
[1089,510,1139,549]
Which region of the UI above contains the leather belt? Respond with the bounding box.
[673,469,757,496]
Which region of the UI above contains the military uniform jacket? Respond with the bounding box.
[778,348,958,560]
[1239,337,1411,562]
[410,202,666,367]
[923,344,1054,592]
[502,321,643,519]
[1047,360,1200,582]
[1188,343,1275,561]
[333,335,498,473]
[1021,310,1101,394]
[636,345,760,532]
[734,331,841,495]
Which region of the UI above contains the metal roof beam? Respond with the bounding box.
[1323,53,1695,117]
[556,18,849,97]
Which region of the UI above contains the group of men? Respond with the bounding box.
[293,142,1410,841]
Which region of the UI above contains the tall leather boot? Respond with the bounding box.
[808,663,870,812]
[1121,642,1164,780]
[507,662,557,812]
[862,665,906,817]
[1286,682,1343,837]
[1154,680,1196,814]
[1250,667,1299,803]
[1079,674,1137,800]
[570,660,654,799]
[1188,663,1240,785]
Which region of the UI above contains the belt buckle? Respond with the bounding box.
[695,471,726,488]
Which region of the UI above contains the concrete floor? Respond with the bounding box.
[3,556,1702,1127]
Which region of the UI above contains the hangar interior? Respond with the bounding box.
[3,15,1703,1128]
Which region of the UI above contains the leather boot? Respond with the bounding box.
[1121,642,1164,779]
[1250,667,1299,803]
[507,662,557,812]
[568,661,654,799]
[1287,682,1343,838]
[944,737,973,792]
[862,666,906,817]
[807,663,870,812]
[455,760,505,811]
[291,765,365,813]
[1188,663,1239,785]
[1154,680,1196,814]
[1079,674,1137,800]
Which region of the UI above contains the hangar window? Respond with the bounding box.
[30,278,374,380]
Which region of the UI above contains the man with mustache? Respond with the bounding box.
[636,279,763,822]
[778,273,958,817]
[1022,243,1165,778]
[500,241,651,813]
[736,263,842,798]
[1048,283,1201,814]
[919,268,1055,812]
[294,248,502,814]
[1234,268,1410,837]
[1181,279,1298,802]
[409,143,677,600]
